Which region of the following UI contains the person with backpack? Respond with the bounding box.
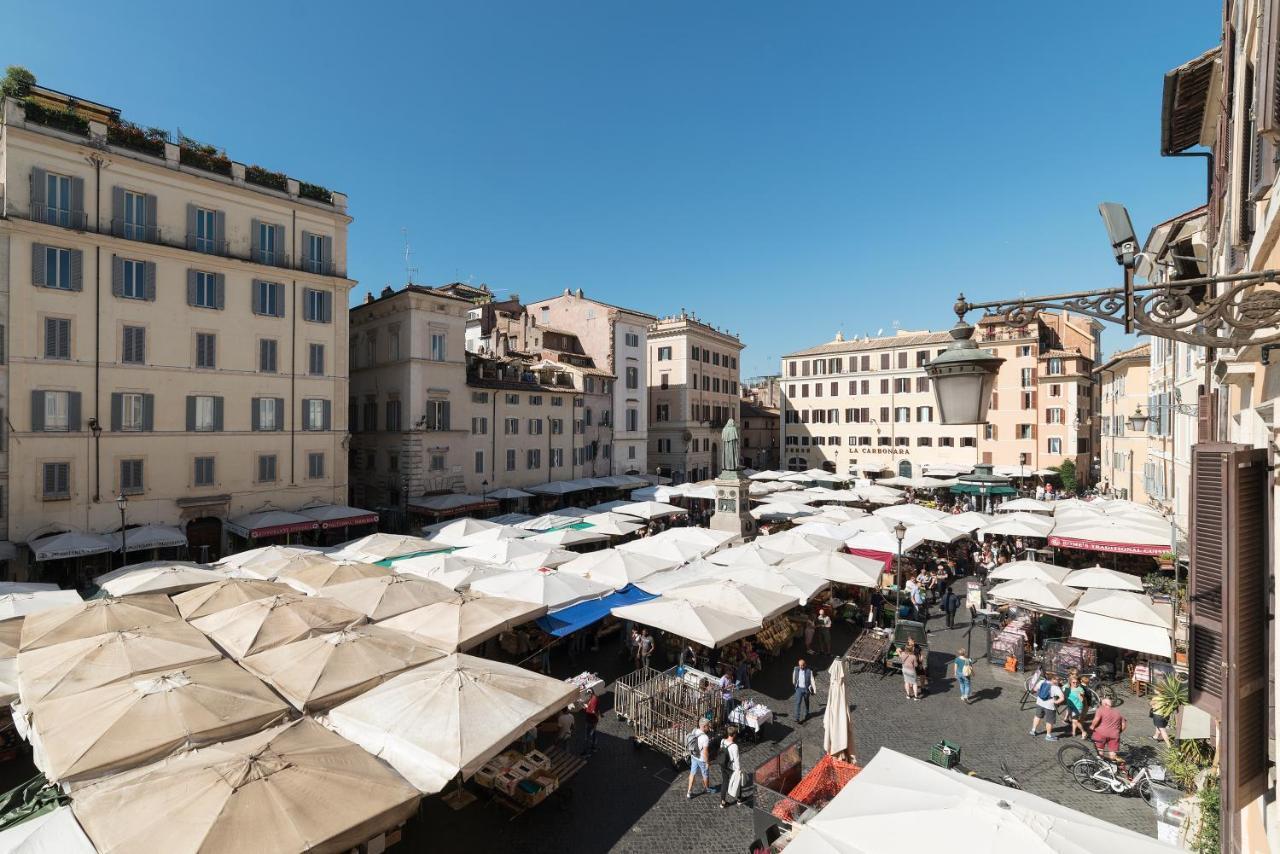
[685,720,712,799]
[952,647,974,703]
[1030,673,1065,740]
[719,727,743,808]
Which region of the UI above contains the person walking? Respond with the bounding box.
[941,587,961,630]
[952,648,974,703]
[901,644,922,702]
[792,658,816,722]
[1088,697,1127,761]
[719,727,743,808]
[1029,673,1065,740]
[802,614,817,654]
[639,629,655,670]
[685,720,712,799]
[1065,675,1087,739]
[816,608,833,654]
[580,692,600,756]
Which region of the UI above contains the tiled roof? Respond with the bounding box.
[785,331,951,358]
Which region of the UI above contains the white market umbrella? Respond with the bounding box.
[873,504,947,525]
[0,806,95,854]
[610,598,759,648]
[987,560,1071,585]
[379,595,547,652]
[854,484,905,504]
[944,511,995,532]
[485,487,534,500]
[986,578,1080,614]
[797,506,867,524]
[1071,589,1173,659]
[632,560,726,596]
[317,574,456,621]
[840,516,900,535]
[328,533,445,563]
[29,531,112,562]
[666,579,797,622]
[189,593,365,660]
[451,526,535,546]
[618,536,711,565]
[94,561,223,597]
[754,530,845,557]
[239,624,445,712]
[558,549,677,588]
[997,497,1053,514]
[0,590,83,622]
[716,563,829,605]
[749,470,787,480]
[750,502,819,522]
[1048,514,1171,555]
[425,517,500,545]
[526,528,611,548]
[326,653,579,793]
[393,554,516,591]
[19,594,179,652]
[845,530,927,557]
[706,546,786,569]
[171,578,296,621]
[823,658,856,763]
[907,521,972,545]
[452,539,576,569]
[1062,565,1145,591]
[783,748,1177,854]
[788,552,883,588]
[108,524,188,554]
[71,719,420,854]
[213,545,325,577]
[661,527,737,549]
[977,513,1055,539]
[613,501,688,521]
[580,513,646,537]
[469,567,610,610]
[275,559,392,595]
[791,522,864,542]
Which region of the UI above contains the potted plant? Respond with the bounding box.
[245,164,288,192]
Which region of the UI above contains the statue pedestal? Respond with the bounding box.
[710,470,755,540]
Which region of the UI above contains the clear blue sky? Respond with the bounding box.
[5,1,1220,376]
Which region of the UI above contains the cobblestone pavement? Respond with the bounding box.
[415,599,1159,854]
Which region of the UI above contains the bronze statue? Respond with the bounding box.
[721,419,740,472]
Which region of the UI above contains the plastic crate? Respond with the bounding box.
[525,749,551,771]
[930,740,961,769]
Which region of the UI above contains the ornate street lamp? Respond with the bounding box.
[925,303,1005,425]
[116,492,129,560]
[893,520,908,625]
[1126,405,1151,434]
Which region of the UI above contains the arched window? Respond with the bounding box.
[898,460,913,478]
[787,456,807,472]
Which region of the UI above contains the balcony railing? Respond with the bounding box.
[33,204,88,231]
[252,248,291,269]
[300,257,335,276]
[185,234,231,256]
[111,219,162,244]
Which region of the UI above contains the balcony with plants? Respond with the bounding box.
[107,119,169,157]
[178,136,232,177]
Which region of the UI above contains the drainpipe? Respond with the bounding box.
[88,153,104,503]
[290,210,297,485]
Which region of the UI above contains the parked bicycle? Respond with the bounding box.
[1070,755,1159,806]
[1056,738,1157,773]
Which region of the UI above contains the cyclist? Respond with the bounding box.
[1088,696,1127,761]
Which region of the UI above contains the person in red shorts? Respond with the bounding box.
[1088,696,1127,760]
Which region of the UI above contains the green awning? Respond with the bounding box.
[950,484,1018,496]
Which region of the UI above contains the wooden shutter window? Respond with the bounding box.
[1259,0,1280,140]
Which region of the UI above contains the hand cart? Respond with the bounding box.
[842,628,892,675]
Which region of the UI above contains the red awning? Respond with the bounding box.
[1047,535,1166,557]
[248,521,320,538]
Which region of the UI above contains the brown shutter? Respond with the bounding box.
[1260,0,1280,139]
[1189,442,1270,851]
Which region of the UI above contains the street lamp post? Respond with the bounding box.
[116,492,128,564]
[893,521,907,626]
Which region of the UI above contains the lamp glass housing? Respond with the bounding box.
[926,321,1005,425]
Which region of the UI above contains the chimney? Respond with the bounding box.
[576,288,584,298]
[364,292,374,304]
[381,285,394,298]
[563,287,571,296]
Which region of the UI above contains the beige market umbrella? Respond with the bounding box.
[171,578,296,621]
[379,595,547,651]
[0,589,84,622]
[190,593,365,660]
[94,561,224,597]
[239,624,444,712]
[452,539,577,569]
[987,560,1071,585]
[0,618,22,704]
[275,558,392,595]
[71,719,420,854]
[27,658,290,785]
[788,552,884,588]
[326,653,579,793]
[823,657,856,763]
[706,545,786,569]
[610,598,760,648]
[665,579,796,622]
[213,545,326,578]
[754,530,845,557]
[612,500,688,520]
[986,578,1080,614]
[557,549,677,588]
[19,594,179,652]
[715,563,830,606]
[393,554,516,591]
[526,528,611,548]
[320,574,456,621]
[0,619,21,661]
[469,567,611,610]
[328,533,446,563]
[17,620,223,705]
[1061,565,1145,592]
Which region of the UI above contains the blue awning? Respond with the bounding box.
[536,584,656,637]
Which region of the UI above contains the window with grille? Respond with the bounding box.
[307,452,325,479]
[196,333,216,369]
[42,462,70,499]
[123,326,146,364]
[194,456,215,486]
[44,317,70,360]
[260,339,278,373]
[257,454,278,482]
[505,449,516,471]
[120,459,144,494]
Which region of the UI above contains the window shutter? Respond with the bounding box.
[31,244,46,286]
[70,250,83,292]
[251,280,263,315]
[251,398,261,431]
[145,194,157,230]
[1197,390,1217,443]
[302,231,314,264]
[322,235,334,272]
[67,392,81,431]
[322,399,332,432]
[30,391,44,432]
[322,291,333,323]
[44,318,58,359]
[250,219,261,257]
[273,225,285,265]
[186,270,198,306]
[30,168,46,211]
[111,393,122,432]
[186,204,197,249]
[424,403,436,431]
[441,400,451,431]
[43,464,55,497]
[111,187,125,236]
[144,262,156,301]
[142,394,154,432]
[1260,0,1280,139]
[111,255,124,297]
[186,396,196,432]
[212,396,223,431]
[274,398,284,430]
[213,210,226,250]
[214,274,225,310]
[70,177,84,225]
[274,284,285,317]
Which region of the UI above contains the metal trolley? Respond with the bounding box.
[613,666,663,723]
[620,666,726,767]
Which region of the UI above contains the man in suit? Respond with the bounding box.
[792,658,816,722]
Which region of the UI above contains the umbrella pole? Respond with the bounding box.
[441,774,476,811]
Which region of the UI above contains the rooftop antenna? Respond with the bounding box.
[401,228,418,284]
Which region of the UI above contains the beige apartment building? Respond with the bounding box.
[647,311,743,482]
[1096,343,1151,503]
[349,285,614,516]
[780,312,1102,480]
[0,83,353,577]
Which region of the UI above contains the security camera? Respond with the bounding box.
[1098,203,1138,268]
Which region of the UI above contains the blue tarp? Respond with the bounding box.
[536,584,656,637]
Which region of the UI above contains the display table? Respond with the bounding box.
[729,700,774,733]
[565,671,605,703]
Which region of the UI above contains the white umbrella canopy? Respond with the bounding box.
[617,536,710,565]
[27,658,291,785]
[225,550,343,583]
[526,528,611,548]
[0,619,23,704]
[326,653,579,793]
[797,506,867,524]
[661,527,737,549]
[319,574,457,621]
[632,560,727,595]
[17,620,223,705]
[485,487,534,500]
[788,552,883,588]
[487,513,535,526]
[1048,513,1171,553]
[987,560,1071,585]
[239,624,446,712]
[393,554,516,591]
[705,545,786,569]
[783,747,1177,854]
[873,504,947,525]
[108,524,188,553]
[94,561,223,597]
[189,593,365,660]
[327,533,445,562]
[790,522,865,542]
[587,500,631,514]
[754,531,845,557]
[171,578,296,621]
[451,525,536,546]
[943,511,996,532]
[749,470,787,480]
[29,531,113,562]
[557,549,677,588]
[716,564,830,605]
[854,484,906,504]
[997,497,1053,514]
[750,502,819,522]
[610,598,760,648]
[613,500,689,520]
[71,719,421,854]
[469,567,610,610]
[986,578,1081,614]
[840,515,900,535]
[379,595,547,652]
[275,558,393,595]
[665,579,796,622]
[844,530,927,556]
[579,512,646,536]
[19,594,179,652]
[906,521,972,545]
[426,517,501,546]
[0,590,84,622]
[1072,588,1171,627]
[0,805,95,853]
[213,544,326,577]
[452,539,576,569]
[976,513,1055,539]
[1071,589,1173,658]
[823,658,856,762]
[1062,565,1145,591]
